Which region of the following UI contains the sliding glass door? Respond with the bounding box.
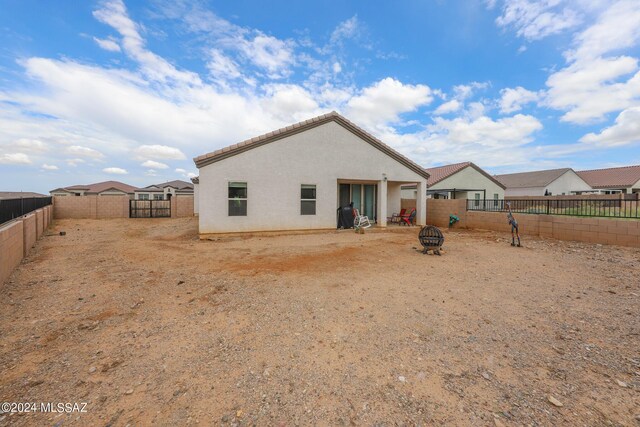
[339,183,376,221]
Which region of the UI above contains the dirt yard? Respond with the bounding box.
[0,218,638,426]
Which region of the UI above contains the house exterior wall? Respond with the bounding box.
[430,167,505,199]
[198,121,427,234]
[505,171,592,197]
[401,187,417,199]
[387,182,402,217]
[193,183,199,215]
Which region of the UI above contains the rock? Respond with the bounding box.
[493,417,506,427]
[236,410,243,418]
[482,372,491,380]
[398,376,406,383]
[547,395,563,407]
[616,379,628,388]
[124,389,133,395]
[88,366,96,374]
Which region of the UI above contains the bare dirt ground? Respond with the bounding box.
[0,218,639,426]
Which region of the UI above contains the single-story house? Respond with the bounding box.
[50,181,137,197]
[191,176,199,215]
[495,168,592,197]
[134,180,194,200]
[401,162,506,202]
[0,191,46,199]
[577,165,640,194]
[193,111,429,234]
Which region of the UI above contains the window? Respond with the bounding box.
[301,184,316,215]
[153,194,163,200]
[139,194,149,200]
[228,182,247,216]
[474,193,480,207]
[493,193,499,207]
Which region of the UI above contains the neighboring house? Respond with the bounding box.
[0,191,46,199]
[401,161,505,202]
[577,165,640,194]
[193,111,430,234]
[134,180,194,200]
[191,176,199,216]
[50,181,137,197]
[495,168,592,197]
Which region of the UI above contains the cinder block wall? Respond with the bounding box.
[0,220,24,285]
[176,196,194,218]
[22,213,37,257]
[426,199,467,228]
[466,211,639,248]
[54,195,129,219]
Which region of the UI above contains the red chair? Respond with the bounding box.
[389,208,407,224]
[400,208,416,226]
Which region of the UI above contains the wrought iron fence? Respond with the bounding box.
[467,198,640,219]
[0,196,53,225]
[129,200,171,218]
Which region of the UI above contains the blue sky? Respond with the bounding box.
[1,0,640,193]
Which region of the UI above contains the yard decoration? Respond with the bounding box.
[506,202,521,247]
[418,225,444,255]
[449,214,459,227]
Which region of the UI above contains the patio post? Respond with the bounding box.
[377,178,387,227]
[416,180,426,225]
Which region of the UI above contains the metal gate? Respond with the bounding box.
[129,200,171,218]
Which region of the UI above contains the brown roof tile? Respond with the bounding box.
[193,111,430,179]
[425,162,506,189]
[577,165,640,189]
[495,168,573,188]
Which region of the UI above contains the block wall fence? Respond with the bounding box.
[425,199,639,248]
[0,205,52,285]
[53,195,194,219]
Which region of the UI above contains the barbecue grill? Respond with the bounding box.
[418,225,444,255]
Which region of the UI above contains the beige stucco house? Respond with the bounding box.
[402,161,505,201]
[495,168,592,197]
[50,181,137,197]
[577,165,640,194]
[193,112,429,235]
[134,180,194,200]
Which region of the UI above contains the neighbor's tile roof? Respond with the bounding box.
[494,168,573,188]
[193,111,430,180]
[53,181,137,194]
[577,165,640,189]
[425,162,506,189]
[0,191,46,199]
[137,180,194,192]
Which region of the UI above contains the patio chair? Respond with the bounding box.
[400,208,416,226]
[353,208,372,229]
[389,208,407,224]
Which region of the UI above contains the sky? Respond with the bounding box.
[1,0,640,193]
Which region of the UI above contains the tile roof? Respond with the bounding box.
[52,181,137,194]
[425,162,506,189]
[494,168,573,188]
[137,180,194,191]
[577,165,640,189]
[0,191,47,199]
[193,111,430,180]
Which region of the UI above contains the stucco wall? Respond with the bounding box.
[22,213,37,257]
[0,220,24,285]
[505,186,546,197]
[193,183,199,215]
[431,167,505,199]
[198,121,427,234]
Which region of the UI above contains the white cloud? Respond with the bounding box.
[543,1,640,124]
[330,16,361,45]
[103,167,127,174]
[175,168,186,173]
[207,48,241,80]
[453,82,489,100]
[13,138,48,153]
[141,159,169,169]
[66,158,85,167]
[66,145,104,158]
[0,153,32,165]
[93,36,121,52]
[346,77,432,128]
[434,99,461,115]
[135,145,186,160]
[580,106,640,146]
[499,86,540,114]
[238,34,295,78]
[495,0,582,41]
[42,163,59,170]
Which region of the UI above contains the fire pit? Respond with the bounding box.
[418,225,444,255]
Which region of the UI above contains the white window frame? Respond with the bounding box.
[228,182,248,216]
[301,184,316,215]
